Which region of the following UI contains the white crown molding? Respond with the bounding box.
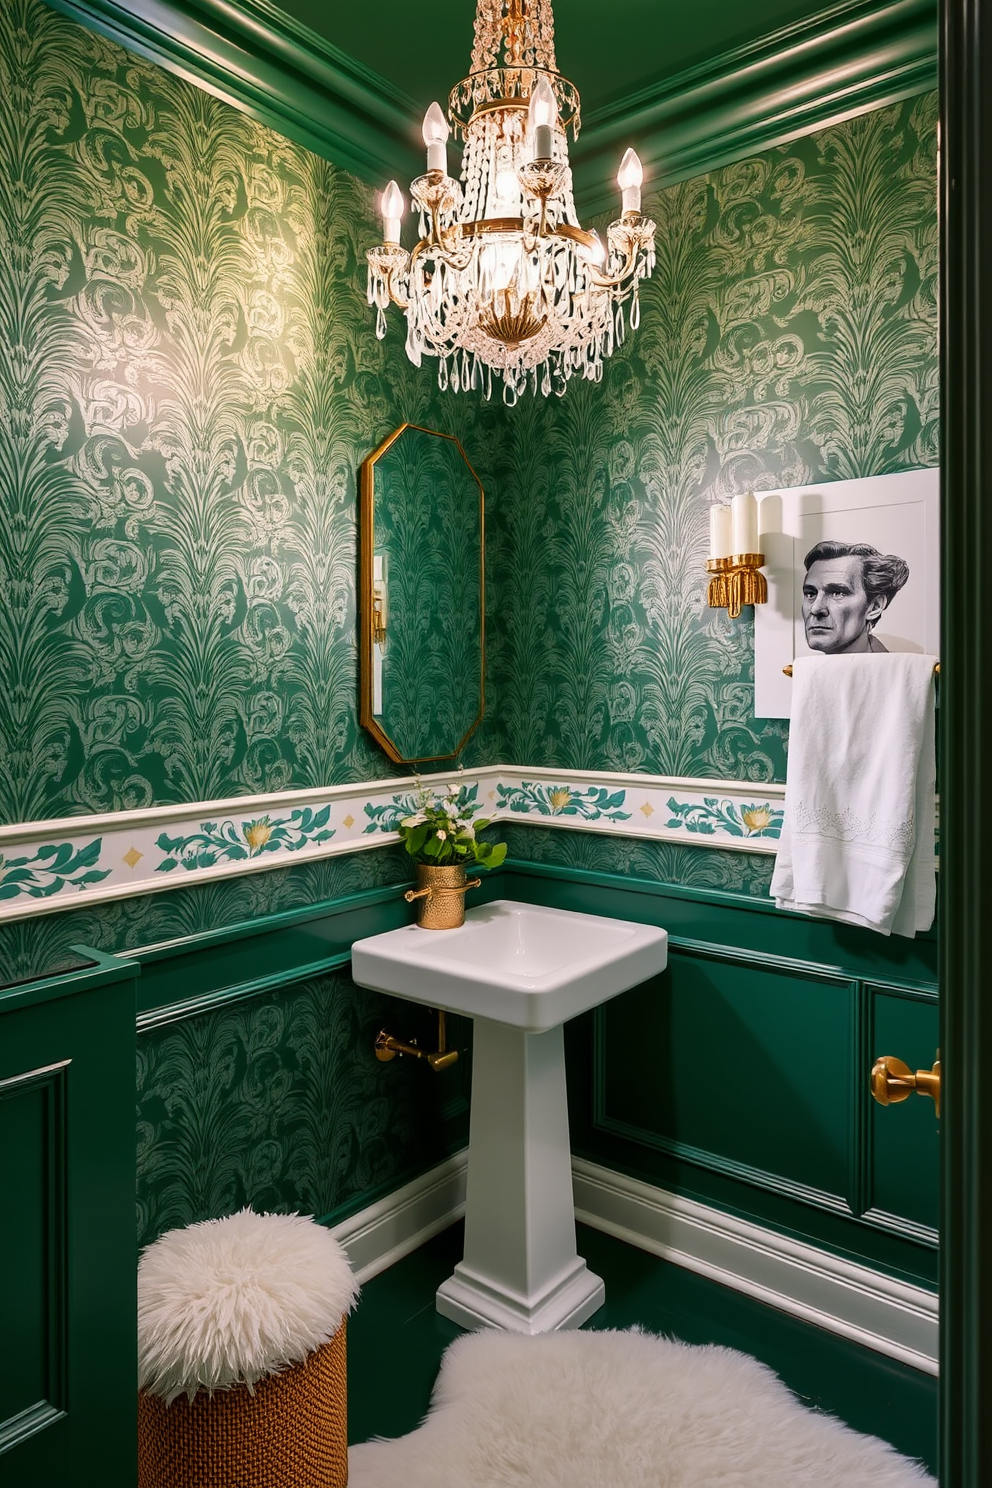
[323,1150,937,1373]
[0,765,791,921]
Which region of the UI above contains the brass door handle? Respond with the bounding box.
[870,1053,941,1119]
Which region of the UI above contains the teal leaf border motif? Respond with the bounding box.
[665,797,783,840]
[0,838,110,900]
[155,807,334,873]
[496,782,631,822]
[363,782,483,835]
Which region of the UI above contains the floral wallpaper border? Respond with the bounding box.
[0,764,796,920]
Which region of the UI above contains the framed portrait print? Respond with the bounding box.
[754,468,940,719]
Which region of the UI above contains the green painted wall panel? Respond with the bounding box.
[0,958,136,1483]
[597,951,857,1207]
[868,984,939,1234]
[0,1081,57,1426]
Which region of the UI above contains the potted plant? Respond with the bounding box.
[399,784,506,928]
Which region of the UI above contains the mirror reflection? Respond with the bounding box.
[359,424,484,763]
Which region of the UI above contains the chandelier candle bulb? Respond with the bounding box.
[528,76,557,161]
[380,180,405,245]
[709,503,732,561]
[423,102,449,173]
[617,148,643,213]
[731,491,759,556]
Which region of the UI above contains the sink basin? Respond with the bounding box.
[351,899,668,1033]
[351,897,668,1334]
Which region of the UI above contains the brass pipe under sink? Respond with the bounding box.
[375,1009,459,1072]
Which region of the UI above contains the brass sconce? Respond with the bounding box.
[371,594,387,649]
[706,493,767,620]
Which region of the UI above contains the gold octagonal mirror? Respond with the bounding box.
[359,424,485,764]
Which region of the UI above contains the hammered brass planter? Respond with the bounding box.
[404,864,482,929]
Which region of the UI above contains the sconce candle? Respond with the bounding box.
[709,504,732,560]
[731,491,758,557]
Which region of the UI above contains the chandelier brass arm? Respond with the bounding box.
[585,215,658,290]
[382,261,411,312]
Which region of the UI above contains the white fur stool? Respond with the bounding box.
[137,1208,358,1488]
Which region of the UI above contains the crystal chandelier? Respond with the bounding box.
[366,0,656,403]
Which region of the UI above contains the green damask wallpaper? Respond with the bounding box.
[0,0,501,830]
[499,826,775,898]
[136,967,466,1248]
[488,94,938,784]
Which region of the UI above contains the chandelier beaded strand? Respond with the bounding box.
[365,0,656,404]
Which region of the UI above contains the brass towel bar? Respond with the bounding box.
[782,662,940,677]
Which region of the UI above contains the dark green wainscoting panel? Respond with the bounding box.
[868,982,940,1238]
[0,949,138,1487]
[500,857,939,1289]
[595,951,857,1211]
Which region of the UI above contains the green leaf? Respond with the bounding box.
[35,878,67,897]
[407,824,431,856]
[37,842,73,869]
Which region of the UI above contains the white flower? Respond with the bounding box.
[458,820,475,838]
[401,812,427,828]
[436,829,447,841]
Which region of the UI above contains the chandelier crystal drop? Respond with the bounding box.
[366,0,656,403]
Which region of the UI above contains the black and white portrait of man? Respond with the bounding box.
[753,470,938,715]
[801,540,911,656]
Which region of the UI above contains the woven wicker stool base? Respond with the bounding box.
[138,1322,347,1488]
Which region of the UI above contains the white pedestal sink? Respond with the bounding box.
[351,899,668,1334]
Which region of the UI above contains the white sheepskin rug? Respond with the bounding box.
[349,1328,934,1488]
[138,1208,358,1403]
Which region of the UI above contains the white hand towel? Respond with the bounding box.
[770,654,937,937]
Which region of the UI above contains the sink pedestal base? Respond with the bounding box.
[436,1016,605,1334]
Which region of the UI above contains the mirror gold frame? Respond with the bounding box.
[359,423,486,764]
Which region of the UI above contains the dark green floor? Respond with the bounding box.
[348,1221,938,1476]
